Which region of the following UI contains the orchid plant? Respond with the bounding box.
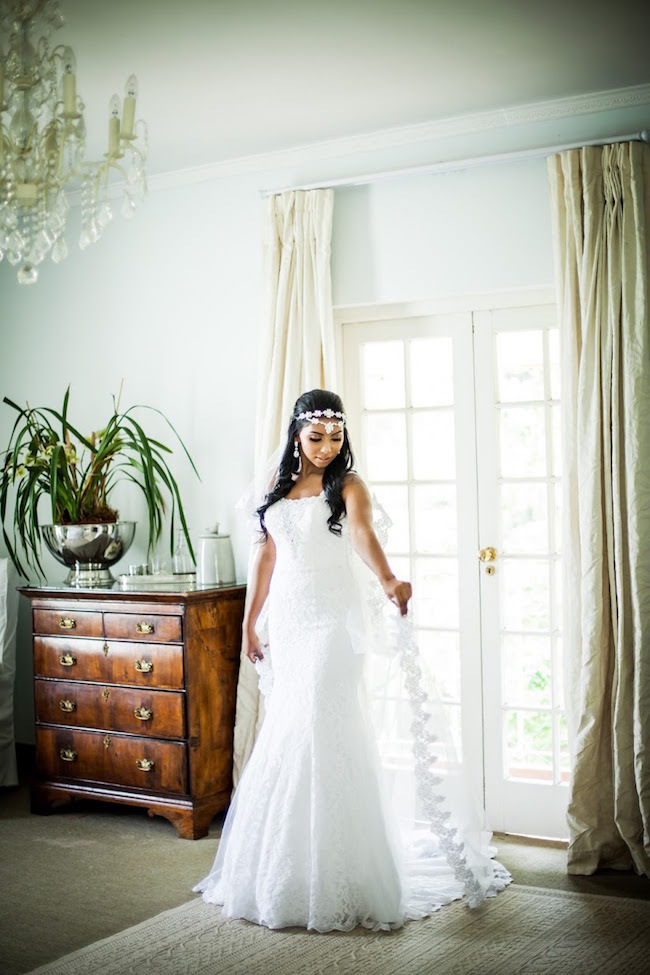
[0,385,198,578]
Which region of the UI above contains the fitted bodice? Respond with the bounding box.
[265,494,355,610]
[265,493,351,568]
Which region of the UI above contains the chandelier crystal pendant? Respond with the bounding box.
[0,0,148,284]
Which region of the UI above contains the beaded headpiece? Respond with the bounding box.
[295,409,346,435]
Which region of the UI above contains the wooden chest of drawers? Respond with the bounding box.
[20,584,245,839]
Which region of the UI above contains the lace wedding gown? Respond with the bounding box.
[194,493,509,931]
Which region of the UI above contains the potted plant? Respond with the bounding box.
[0,385,199,584]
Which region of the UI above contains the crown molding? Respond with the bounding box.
[114,83,650,196]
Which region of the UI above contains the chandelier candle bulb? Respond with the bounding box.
[108,95,120,154]
[61,47,76,115]
[120,74,137,139]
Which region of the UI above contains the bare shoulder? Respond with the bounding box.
[342,472,371,505]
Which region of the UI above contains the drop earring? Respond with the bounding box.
[292,441,301,481]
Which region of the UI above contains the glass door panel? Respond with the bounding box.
[343,312,481,792]
[474,304,567,837]
[342,297,566,838]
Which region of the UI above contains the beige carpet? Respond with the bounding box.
[2,754,649,974]
[24,885,650,975]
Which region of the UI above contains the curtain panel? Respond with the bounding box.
[548,142,650,874]
[232,189,337,785]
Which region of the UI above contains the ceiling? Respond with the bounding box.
[8,0,650,175]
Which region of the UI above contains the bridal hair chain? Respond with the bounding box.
[295,409,346,435]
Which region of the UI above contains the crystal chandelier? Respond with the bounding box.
[0,0,147,284]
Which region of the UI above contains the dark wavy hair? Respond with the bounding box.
[257,389,355,539]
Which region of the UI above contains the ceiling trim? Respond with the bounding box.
[137,83,650,194]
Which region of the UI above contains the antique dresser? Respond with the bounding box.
[20,583,245,839]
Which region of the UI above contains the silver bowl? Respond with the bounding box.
[41,522,136,587]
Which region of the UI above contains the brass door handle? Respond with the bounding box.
[60,748,77,762]
[478,546,497,562]
[134,659,153,674]
[59,617,76,629]
[134,706,153,721]
[59,699,76,713]
[59,653,77,667]
[135,621,154,635]
[136,758,155,772]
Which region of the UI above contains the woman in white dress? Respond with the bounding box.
[194,389,509,931]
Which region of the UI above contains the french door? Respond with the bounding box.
[341,294,568,838]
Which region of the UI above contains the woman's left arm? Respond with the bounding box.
[343,475,412,616]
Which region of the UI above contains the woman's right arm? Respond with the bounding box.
[242,534,276,663]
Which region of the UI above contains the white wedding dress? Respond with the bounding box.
[194,493,510,931]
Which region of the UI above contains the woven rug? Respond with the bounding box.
[27,885,650,975]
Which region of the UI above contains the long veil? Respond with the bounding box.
[237,458,510,915]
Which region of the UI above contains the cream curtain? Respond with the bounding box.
[232,188,337,784]
[0,558,18,786]
[548,142,650,875]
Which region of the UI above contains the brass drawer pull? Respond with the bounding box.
[136,758,155,772]
[59,617,76,629]
[134,706,153,721]
[59,653,77,667]
[135,621,154,635]
[59,699,76,713]
[60,748,77,762]
[134,659,154,674]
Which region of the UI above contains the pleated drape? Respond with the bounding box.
[548,142,650,874]
[232,189,338,784]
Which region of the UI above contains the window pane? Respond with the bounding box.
[364,413,407,480]
[500,482,548,555]
[505,709,553,781]
[412,411,455,480]
[552,404,562,476]
[361,341,405,409]
[553,481,562,555]
[414,558,458,629]
[501,559,550,631]
[413,484,457,554]
[555,635,564,708]
[443,703,462,761]
[499,405,546,477]
[548,328,560,401]
[389,556,411,583]
[496,330,544,402]
[503,634,552,707]
[410,337,454,407]
[369,484,409,553]
[554,558,562,631]
[417,629,461,702]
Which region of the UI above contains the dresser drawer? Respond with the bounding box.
[33,609,103,637]
[34,680,186,739]
[36,726,188,796]
[33,637,185,689]
[104,613,182,643]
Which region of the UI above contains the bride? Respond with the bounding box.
[194,388,509,931]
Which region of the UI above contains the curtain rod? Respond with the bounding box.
[261,129,650,197]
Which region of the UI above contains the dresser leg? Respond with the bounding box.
[146,802,220,839]
[30,784,73,814]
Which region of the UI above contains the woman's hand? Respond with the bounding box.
[243,628,265,664]
[382,578,412,616]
